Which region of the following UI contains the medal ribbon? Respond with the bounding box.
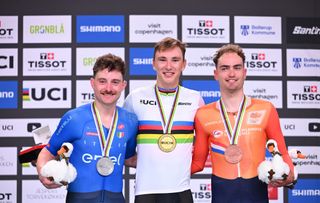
[154,85,180,134]
[91,102,118,157]
[219,96,247,145]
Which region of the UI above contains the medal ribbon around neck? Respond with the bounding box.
[91,102,118,157]
[219,96,247,145]
[154,85,180,134]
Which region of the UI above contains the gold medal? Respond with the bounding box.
[158,134,176,152]
[224,145,243,164]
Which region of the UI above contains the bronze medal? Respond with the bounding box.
[158,134,176,153]
[224,145,243,164]
[96,156,114,176]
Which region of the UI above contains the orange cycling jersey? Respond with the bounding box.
[191,97,294,179]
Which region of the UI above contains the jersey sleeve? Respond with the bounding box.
[191,109,210,174]
[265,104,294,171]
[46,110,83,156]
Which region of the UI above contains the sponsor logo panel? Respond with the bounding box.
[129,48,155,76]
[76,47,124,76]
[190,179,211,202]
[22,180,67,203]
[182,15,230,43]
[286,17,320,44]
[0,16,18,43]
[0,48,18,76]
[182,80,220,104]
[0,180,17,203]
[287,81,320,109]
[0,147,17,175]
[287,49,320,77]
[280,118,320,137]
[23,15,71,43]
[23,48,71,76]
[22,80,71,109]
[288,146,320,174]
[76,80,124,107]
[129,15,177,43]
[234,16,282,44]
[0,81,18,109]
[183,48,217,76]
[0,118,59,138]
[244,80,283,108]
[243,48,282,76]
[76,15,124,43]
[288,178,320,203]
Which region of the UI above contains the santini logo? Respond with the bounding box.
[292,26,320,35]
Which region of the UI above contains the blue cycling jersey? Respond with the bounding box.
[46,103,138,193]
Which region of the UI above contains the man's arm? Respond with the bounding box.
[191,112,209,174]
[125,154,137,168]
[266,105,295,187]
[36,147,62,189]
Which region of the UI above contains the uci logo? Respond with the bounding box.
[140,99,156,105]
[0,56,14,69]
[27,87,67,101]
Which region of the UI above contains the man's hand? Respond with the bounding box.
[269,170,294,187]
[39,174,62,189]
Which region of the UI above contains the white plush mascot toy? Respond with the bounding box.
[258,139,290,184]
[41,142,77,186]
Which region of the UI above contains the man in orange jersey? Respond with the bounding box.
[191,44,294,203]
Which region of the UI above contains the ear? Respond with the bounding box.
[214,69,218,80]
[181,59,187,71]
[90,77,94,88]
[122,80,127,90]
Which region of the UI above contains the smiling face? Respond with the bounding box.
[90,69,126,107]
[214,52,247,94]
[153,46,186,89]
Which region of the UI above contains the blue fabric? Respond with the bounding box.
[66,190,125,203]
[47,103,138,193]
[211,175,268,203]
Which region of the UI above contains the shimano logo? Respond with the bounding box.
[200,91,221,97]
[292,189,320,196]
[292,26,320,35]
[80,25,121,33]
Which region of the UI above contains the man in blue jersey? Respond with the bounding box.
[36,53,138,203]
[123,37,204,203]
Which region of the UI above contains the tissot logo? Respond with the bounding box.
[245,53,277,69]
[27,52,67,68]
[292,85,320,101]
[187,20,224,36]
[309,122,320,132]
[199,20,213,27]
[0,193,12,200]
[140,99,156,105]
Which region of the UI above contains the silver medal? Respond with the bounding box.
[96,156,114,176]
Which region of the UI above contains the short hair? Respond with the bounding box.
[213,44,246,67]
[153,37,187,60]
[93,53,126,79]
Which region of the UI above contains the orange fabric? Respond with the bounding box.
[191,98,294,179]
